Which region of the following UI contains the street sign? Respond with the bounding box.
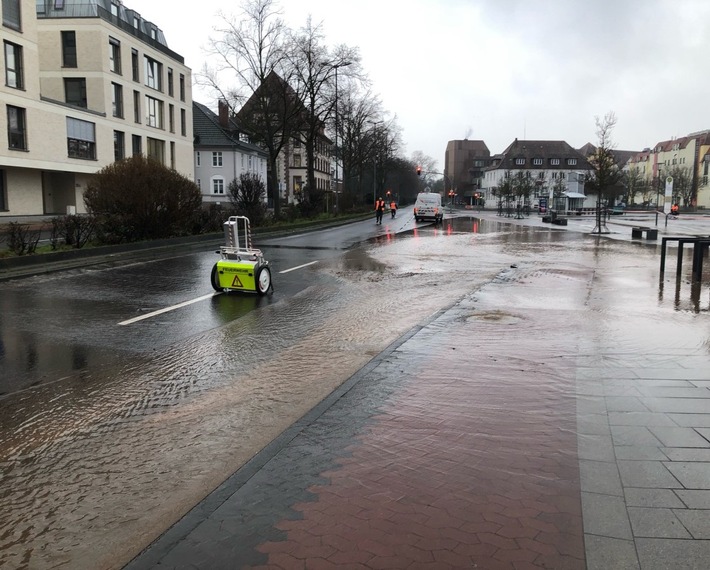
[664,176,673,214]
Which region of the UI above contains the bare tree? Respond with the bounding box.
[202,0,298,219]
[668,165,693,206]
[622,166,646,206]
[586,112,624,234]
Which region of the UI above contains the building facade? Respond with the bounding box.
[193,101,268,206]
[444,139,490,205]
[1,0,192,217]
[481,139,594,210]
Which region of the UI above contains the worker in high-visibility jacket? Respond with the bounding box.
[375,197,386,224]
[390,200,397,219]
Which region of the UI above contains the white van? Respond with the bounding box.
[413,192,443,224]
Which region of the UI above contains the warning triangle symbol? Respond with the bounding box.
[231,275,244,288]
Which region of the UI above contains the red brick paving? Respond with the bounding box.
[251,313,585,570]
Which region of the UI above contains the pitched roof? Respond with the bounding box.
[489,139,592,170]
[192,101,266,154]
[578,143,639,168]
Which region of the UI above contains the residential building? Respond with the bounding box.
[444,140,490,205]
[234,71,332,208]
[192,100,268,205]
[1,0,192,217]
[481,139,594,210]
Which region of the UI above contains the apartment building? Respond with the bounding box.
[1,0,192,217]
[481,139,594,210]
[444,139,490,205]
[193,100,268,205]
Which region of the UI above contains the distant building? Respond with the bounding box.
[481,139,594,210]
[1,0,193,217]
[444,140,490,205]
[192,101,268,206]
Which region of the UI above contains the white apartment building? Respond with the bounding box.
[193,101,268,205]
[1,0,192,217]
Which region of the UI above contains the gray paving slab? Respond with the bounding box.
[674,509,710,539]
[636,386,710,398]
[611,426,663,447]
[636,537,710,570]
[664,462,710,488]
[608,411,678,427]
[580,460,623,496]
[615,446,669,461]
[606,397,651,412]
[582,492,633,539]
[676,490,710,509]
[644,398,710,414]
[663,448,710,462]
[617,461,682,489]
[628,507,691,538]
[584,535,640,570]
[649,427,710,447]
[625,488,686,508]
[578,433,615,462]
[668,413,710,428]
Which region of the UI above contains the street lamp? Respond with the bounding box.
[323,61,352,213]
[369,120,383,205]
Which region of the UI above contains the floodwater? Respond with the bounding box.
[0,219,708,569]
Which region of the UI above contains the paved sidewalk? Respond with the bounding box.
[125,237,710,569]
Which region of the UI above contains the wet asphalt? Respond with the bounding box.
[116,210,710,570]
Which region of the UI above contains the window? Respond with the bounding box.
[168,103,174,133]
[109,37,121,74]
[167,68,173,97]
[196,179,201,190]
[196,151,200,166]
[146,137,164,163]
[61,31,77,68]
[132,134,141,156]
[0,169,6,210]
[54,0,64,8]
[212,177,225,194]
[550,158,560,166]
[294,154,302,168]
[179,74,185,101]
[212,151,222,167]
[110,2,119,17]
[7,105,26,150]
[170,141,175,169]
[111,82,123,118]
[145,95,163,128]
[4,41,23,89]
[66,117,96,159]
[131,49,139,81]
[64,78,87,107]
[180,109,186,136]
[515,158,525,165]
[2,0,21,31]
[567,158,577,166]
[133,90,140,123]
[532,158,543,166]
[114,130,124,161]
[144,56,162,91]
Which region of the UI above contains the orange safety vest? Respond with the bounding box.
[390,201,396,210]
[375,199,385,211]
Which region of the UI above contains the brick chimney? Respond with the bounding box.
[218,100,229,128]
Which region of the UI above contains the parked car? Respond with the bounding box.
[607,205,625,215]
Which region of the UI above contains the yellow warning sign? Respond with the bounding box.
[231,275,244,288]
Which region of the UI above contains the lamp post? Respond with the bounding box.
[330,61,352,213]
[369,120,383,205]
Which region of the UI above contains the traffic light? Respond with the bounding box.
[416,166,422,176]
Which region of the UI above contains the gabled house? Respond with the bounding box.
[192,101,268,206]
[482,139,594,210]
[234,71,332,209]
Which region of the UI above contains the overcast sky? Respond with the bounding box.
[142,0,710,169]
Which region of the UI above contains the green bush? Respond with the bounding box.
[84,156,203,243]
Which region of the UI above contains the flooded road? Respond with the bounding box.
[0,217,707,569]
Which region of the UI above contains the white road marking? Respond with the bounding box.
[279,260,318,274]
[118,293,219,326]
